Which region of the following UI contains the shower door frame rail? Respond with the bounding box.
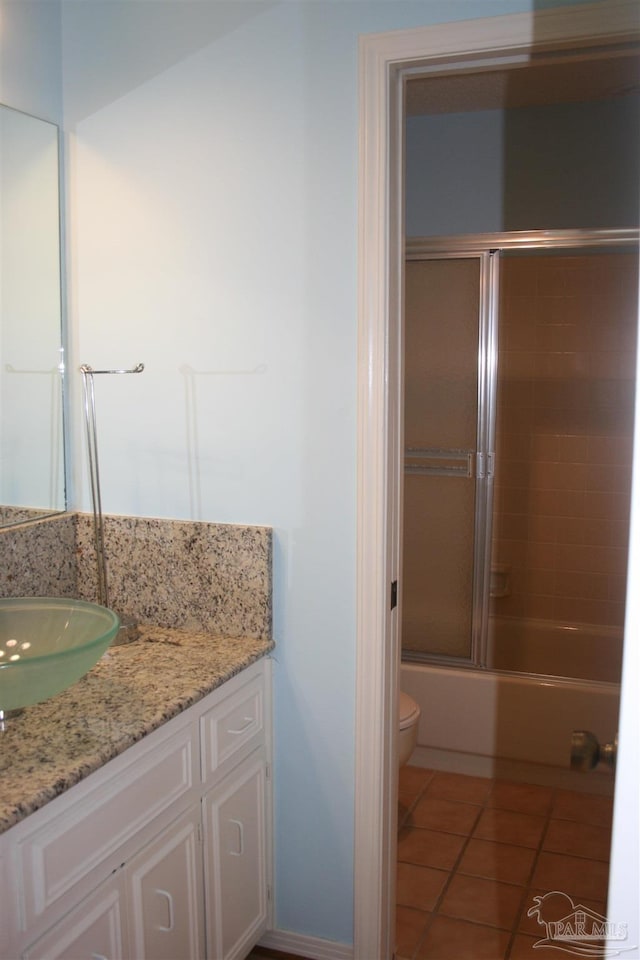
[402,249,498,669]
[404,447,475,478]
[403,227,639,671]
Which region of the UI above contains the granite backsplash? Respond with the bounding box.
[0,512,272,639]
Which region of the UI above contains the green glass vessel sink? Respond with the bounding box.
[0,597,120,713]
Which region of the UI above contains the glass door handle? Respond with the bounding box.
[571,730,617,772]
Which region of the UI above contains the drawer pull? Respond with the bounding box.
[156,889,175,932]
[229,819,244,856]
[227,716,254,735]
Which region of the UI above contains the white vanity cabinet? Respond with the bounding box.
[21,873,129,960]
[199,663,271,960]
[203,750,269,960]
[0,657,272,960]
[127,804,205,960]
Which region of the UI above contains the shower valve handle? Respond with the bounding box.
[571,730,617,772]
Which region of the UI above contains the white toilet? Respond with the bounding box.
[398,691,421,766]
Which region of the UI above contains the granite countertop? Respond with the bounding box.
[0,626,274,835]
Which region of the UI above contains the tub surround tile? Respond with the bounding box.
[494,254,637,637]
[0,625,274,834]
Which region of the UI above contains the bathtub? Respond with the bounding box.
[401,618,622,790]
[487,615,623,684]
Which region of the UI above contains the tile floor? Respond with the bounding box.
[397,765,614,960]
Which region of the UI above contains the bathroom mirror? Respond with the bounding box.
[0,103,66,527]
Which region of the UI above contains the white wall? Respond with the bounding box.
[0,0,590,946]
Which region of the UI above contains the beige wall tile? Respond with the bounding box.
[492,253,635,647]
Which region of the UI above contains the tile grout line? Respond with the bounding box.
[443,778,551,953]
[403,771,441,960]
[402,773,506,958]
[397,770,437,960]
[398,770,615,960]
[503,784,558,959]
[410,798,488,959]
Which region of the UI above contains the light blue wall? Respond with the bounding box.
[62,1,546,943]
[406,94,640,236]
[5,0,596,946]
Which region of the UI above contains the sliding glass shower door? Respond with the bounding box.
[402,253,496,664]
[403,232,637,677]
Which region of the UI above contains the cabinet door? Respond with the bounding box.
[203,750,268,960]
[22,874,128,960]
[127,805,205,960]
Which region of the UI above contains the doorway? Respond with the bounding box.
[355,5,640,958]
[397,237,637,958]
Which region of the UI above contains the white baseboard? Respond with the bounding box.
[410,745,615,796]
[258,928,354,959]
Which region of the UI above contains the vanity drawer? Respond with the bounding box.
[15,720,198,931]
[200,665,266,784]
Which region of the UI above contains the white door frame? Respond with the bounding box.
[355,3,640,957]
